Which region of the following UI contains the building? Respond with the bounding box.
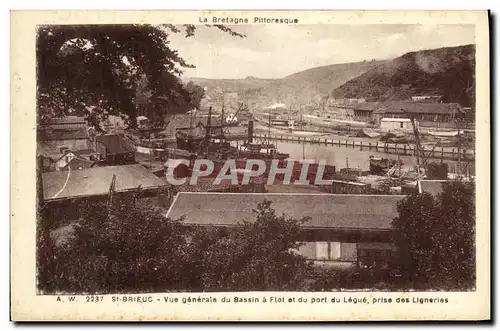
[419,180,449,196]
[52,150,97,171]
[38,116,86,130]
[379,118,413,132]
[328,102,382,122]
[372,101,465,125]
[37,116,101,168]
[95,133,136,166]
[42,164,168,202]
[59,156,97,171]
[40,164,171,226]
[195,117,224,138]
[102,115,127,130]
[37,116,90,158]
[411,95,443,103]
[166,193,405,269]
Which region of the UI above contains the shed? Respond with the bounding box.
[380,118,413,132]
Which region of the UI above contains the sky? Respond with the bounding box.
[166,24,475,79]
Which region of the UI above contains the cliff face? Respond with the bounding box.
[332,44,475,107]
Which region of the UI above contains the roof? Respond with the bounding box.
[419,180,448,196]
[333,102,382,111]
[166,193,405,230]
[37,127,88,141]
[42,116,86,125]
[96,134,135,154]
[42,164,168,201]
[61,157,96,170]
[381,118,412,122]
[351,102,384,111]
[196,117,223,127]
[265,184,327,194]
[266,103,287,110]
[374,102,464,115]
[37,142,64,160]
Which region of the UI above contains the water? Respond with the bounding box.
[273,140,416,170]
[265,140,475,175]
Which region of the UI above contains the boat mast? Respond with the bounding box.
[221,100,226,141]
[268,110,271,145]
[409,115,423,193]
[204,106,212,155]
[457,118,462,178]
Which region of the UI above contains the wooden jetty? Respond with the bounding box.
[253,134,474,162]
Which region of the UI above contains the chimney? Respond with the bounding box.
[248,120,254,143]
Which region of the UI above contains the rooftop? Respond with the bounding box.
[96,134,135,154]
[37,126,88,141]
[41,116,86,125]
[166,193,405,230]
[373,101,464,115]
[381,118,412,122]
[42,164,168,201]
[419,180,448,196]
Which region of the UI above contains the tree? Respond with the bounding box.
[38,194,189,294]
[38,198,314,293]
[391,180,475,289]
[184,200,313,291]
[36,24,243,127]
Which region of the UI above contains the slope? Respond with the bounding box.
[187,60,385,109]
[332,44,475,107]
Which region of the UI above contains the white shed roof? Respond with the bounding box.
[266,103,287,110]
[381,118,412,123]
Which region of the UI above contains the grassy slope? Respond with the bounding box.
[187,60,385,109]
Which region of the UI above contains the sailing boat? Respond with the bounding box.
[175,108,207,152]
[236,105,289,160]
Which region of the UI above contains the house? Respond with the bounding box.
[330,102,382,122]
[166,193,405,269]
[380,118,413,132]
[42,164,168,202]
[37,116,94,165]
[40,164,171,225]
[95,133,136,166]
[38,116,86,130]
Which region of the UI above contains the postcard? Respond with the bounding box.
[11,10,490,321]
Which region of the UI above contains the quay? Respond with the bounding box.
[253,134,475,162]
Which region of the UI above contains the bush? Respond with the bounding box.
[391,180,475,290]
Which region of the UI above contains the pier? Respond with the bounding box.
[253,134,475,162]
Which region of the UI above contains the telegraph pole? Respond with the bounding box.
[457,118,462,178]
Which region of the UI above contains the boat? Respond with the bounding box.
[369,156,401,175]
[357,128,381,138]
[175,128,205,152]
[236,142,289,160]
[428,130,464,137]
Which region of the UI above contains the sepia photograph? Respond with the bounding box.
[11,10,490,321]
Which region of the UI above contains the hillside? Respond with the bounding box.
[332,45,475,107]
[187,60,385,110]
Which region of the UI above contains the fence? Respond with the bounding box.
[253,134,475,162]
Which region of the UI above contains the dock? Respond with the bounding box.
[253,134,475,162]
